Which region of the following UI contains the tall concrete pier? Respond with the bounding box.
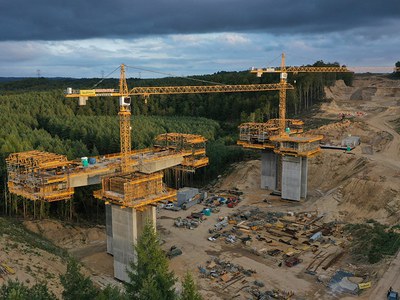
[261,150,278,190]
[106,204,156,282]
[261,153,308,201]
[281,156,308,201]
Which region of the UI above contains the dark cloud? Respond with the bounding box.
[1,0,399,41]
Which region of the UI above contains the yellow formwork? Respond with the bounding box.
[237,119,304,150]
[6,132,209,206]
[94,171,177,209]
[271,134,323,157]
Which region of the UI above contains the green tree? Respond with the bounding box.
[138,277,163,300]
[60,259,98,300]
[0,280,28,300]
[180,272,202,300]
[125,221,177,300]
[0,280,55,300]
[95,285,126,300]
[30,283,57,300]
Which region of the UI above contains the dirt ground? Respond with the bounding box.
[0,219,120,297]
[0,74,399,299]
[0,232,66,296]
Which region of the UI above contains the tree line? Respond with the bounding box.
[0,60,354,123]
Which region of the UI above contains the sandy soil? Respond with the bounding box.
[0,219,118,298]
[0,233,66,296]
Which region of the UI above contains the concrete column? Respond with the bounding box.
[111,205,135,282]
[135,206,156,237]
[281,156,302,201]
[300,157,308,198]
[261,150,278,190]
[105,204,113,255]
[110,204,157,282]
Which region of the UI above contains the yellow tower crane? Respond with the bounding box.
[251,53,351,136]
[66,65,295,173]
[118,64,131,172]
[243,53,354,200]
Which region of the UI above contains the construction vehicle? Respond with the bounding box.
[227,198,239,208]
[166,245,182,259]
[285,256,303,267]
[387,288,399,300]
[207,233,221,242]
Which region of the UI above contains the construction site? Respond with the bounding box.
[1,56,400,299]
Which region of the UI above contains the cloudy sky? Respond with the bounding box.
[1,0,399,78]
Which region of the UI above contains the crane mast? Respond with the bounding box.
[118,64,131,173]
[279,53,287,136]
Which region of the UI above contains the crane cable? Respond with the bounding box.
[90,66,121,89]
[125,65,226,86]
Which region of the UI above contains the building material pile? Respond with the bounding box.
[174,217,200,229]
[198,256,257,280]
[198,256,296,299]
[205,208,347,275]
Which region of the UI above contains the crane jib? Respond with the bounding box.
[66,84,295,98]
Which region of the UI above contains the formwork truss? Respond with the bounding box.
[6,151,73,202]
[6,133,208,207]
[155,133,209,172]
[237,119,304,149]
[93,171,176,210]
[270,134,324,157]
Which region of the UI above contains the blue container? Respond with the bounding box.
[203,208,211,216]
[81,157,89,167]
[88,157,96,165]
[219,197,227,204]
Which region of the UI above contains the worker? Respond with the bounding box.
[388,287,393,297]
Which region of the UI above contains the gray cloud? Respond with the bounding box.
[0,28,398,78]
[1,0,399,41]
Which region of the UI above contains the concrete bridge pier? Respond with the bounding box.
[261,150,279,190]
[105,204,156,282]
[281,156,308,201]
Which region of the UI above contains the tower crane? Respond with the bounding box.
[251,53,352,136]
[240,53,354,201]
[66,64,295,173]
